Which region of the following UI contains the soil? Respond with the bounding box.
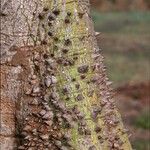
[115,82,150,148]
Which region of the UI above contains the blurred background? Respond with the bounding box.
[90,0,150,149]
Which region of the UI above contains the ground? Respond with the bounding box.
[116,82,150,150]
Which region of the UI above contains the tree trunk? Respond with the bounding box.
[0,0,132,150]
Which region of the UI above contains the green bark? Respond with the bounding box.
[18,0,132,150]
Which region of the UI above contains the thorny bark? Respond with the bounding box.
[0,0,132,150]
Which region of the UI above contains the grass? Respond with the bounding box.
[134,111,150,129]
[91,10,150,34]
[105,49,150,87]
[133,139,150,150]
[91,10,150,87]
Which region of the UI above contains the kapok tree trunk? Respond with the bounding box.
[0,0,132,150]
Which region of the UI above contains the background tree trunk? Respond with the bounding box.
[0,0,132,149]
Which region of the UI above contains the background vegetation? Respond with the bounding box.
[91,3,150,150]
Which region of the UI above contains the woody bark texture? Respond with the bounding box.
[0,0,132,150]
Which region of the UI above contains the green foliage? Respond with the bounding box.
[108,0,116,4]
[134,112,150,129]
[133,139,150,150]
[91,11,150,34]
[105,49,150,87]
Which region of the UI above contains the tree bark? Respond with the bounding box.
[0,0,132,150]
